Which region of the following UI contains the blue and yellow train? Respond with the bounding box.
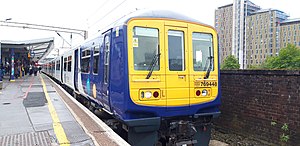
[43,10,221,146]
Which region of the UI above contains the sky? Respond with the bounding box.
[0,0,299,57]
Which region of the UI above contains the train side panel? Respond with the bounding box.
[62,50,75,89]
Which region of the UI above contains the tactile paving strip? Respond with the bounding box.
[0,131,51,146]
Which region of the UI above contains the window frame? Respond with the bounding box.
[132,26,160,71]
[81,49,91,74]
[63,57,67,71]
[93,46,100,74]
[104,35,110,84]
[168,30,185,71]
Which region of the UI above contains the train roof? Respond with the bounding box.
[114,9,213,28]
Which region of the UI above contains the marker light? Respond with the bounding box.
[145,91,152,98]
[202,89,208,96]
[153,91,159,98]
[196,90,201,96]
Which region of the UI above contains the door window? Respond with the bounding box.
[67,56,72,71]
[104,35,110,84]
[168,30,185,71]
[64,57,67,71]
[93,46,100,74]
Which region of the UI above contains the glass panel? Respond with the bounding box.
[168,30,185,71]
[81,57,90,73]
[192,33,214,71]
[64,57,67,71]
[133,27,159,71]
[56,61,59,70]
[104,35,110,83]
[93,55,99,74]
[81,48,91,73]
[94,46,100,54]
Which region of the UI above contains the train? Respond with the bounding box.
[43,9,221,146]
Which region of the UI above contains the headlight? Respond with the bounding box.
[202,89,208,96]
[145,91,152,98]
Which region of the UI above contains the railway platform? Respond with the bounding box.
[0,73,128,146]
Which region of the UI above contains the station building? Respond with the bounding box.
[0,38,53,87]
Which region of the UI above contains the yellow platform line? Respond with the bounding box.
[40,75,70,146]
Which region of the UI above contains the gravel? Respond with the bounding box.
[211,128,271,146]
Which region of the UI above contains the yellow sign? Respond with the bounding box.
[93,84,97,98]
[133,38,138,47]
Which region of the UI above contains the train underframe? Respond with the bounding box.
[158,116,213,146]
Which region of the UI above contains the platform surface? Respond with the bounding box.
[0,74,95,146]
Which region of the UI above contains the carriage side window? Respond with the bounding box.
[56,60,60,71]
[133,27,159,71]
[104,35,110,84]
[93,46,100,74]
[64,57,67,71]
[81,49,91,73]
[168,30,185,71]
[52,62,55,72]
[192,33,214,71]
[67,56,72,71]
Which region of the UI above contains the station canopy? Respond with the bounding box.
[0,37,54,63]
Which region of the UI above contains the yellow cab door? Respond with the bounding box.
[164,24,190,109]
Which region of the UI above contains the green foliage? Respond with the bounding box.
[281,123,289,131]
[221,55,240,70]
[271,121,290,143]
[280,133,290,142]
[271,121,277,126]
[264,44,300,69]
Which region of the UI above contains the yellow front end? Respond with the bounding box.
[127,18,219,108]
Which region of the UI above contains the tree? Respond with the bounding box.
[221,55,240,70]
[264,44,300,69]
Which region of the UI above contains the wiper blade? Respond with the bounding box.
[204,47,213,79]
[146,52,160,79]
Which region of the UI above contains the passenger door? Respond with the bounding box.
[102,31,112,112]
[164,26,190,110]
[74,49,79,91]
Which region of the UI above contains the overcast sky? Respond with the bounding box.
[0,0,299,56]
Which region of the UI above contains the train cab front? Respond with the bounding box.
[123,16,221,146]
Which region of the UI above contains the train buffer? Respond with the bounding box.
[0,73,129,146]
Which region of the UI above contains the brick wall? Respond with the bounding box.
[214,70,300,145]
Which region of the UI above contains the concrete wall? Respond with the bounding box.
[215,70,300,145]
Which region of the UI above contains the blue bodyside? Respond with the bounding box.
[80,37,104,106]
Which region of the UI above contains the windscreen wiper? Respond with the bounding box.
[204,47,213,79]
[146,51,160,79]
